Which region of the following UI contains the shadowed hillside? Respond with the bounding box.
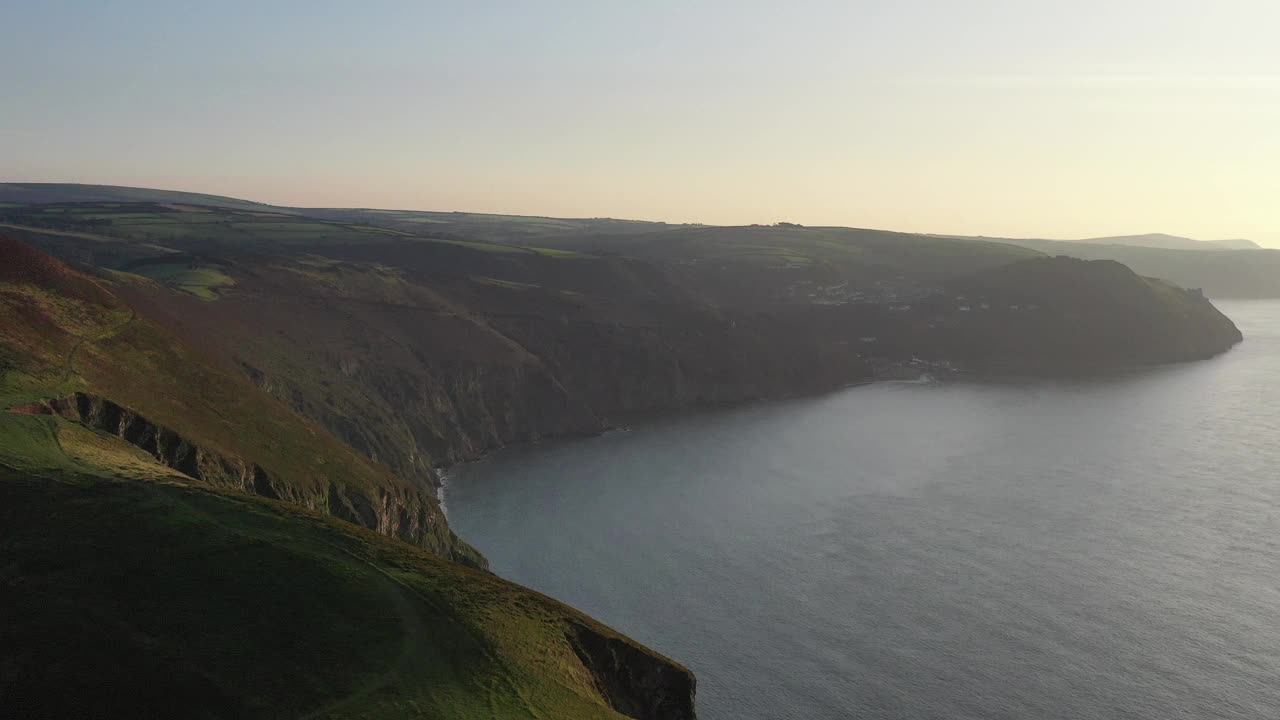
[928,257,1244,373]
[1077,233,1261,251]
[0,235,480,564]
[0,193,1242,477]
[0,182,284,212]
[939,235,1280,299]
[0,236,697,718]
[0,461,693,720]
[0,185,1248,719]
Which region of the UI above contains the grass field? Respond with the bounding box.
[0,242,481,563]
[0,235,694,719]
[0,458,656,719]
[126,260,236,299]
[0,183,290,212]
[0,391,678,718]
[0,202,600,270]
[471,275,541,290]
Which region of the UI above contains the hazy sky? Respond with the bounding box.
[4,1,1277,244]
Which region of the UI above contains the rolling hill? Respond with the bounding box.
[0,235,695,719]
[0,182,677,243]
[0,235,479,565]
[7,181,1275,298]
[1076,233,1261,251]
[0,190,1243,481]
[0,182,284,213]
[988,238,1280,299]
[0,184,1247,717]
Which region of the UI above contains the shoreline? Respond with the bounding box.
[431,343,1244,511]
[435,467,450,518]
[432,371,930,508]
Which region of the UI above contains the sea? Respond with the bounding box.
[446,300,1280,719]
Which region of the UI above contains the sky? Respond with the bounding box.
[3,1,1278,245]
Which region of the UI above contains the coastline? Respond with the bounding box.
[431,338,1246,514]
[436,467,451,518]
[432,371,932,510]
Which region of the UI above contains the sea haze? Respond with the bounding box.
[447,301,1280,720]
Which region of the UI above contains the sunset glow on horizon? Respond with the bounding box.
[5,1,1278,245]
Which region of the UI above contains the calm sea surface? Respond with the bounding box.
[447,301,1280,719]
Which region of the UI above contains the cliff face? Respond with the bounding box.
[567,621,698,720]
[929,257,1244,373]
[9,392,484,567]
[1,205,1249,720]
[0,461,698,720]
[0,236,482,567]
[111,251,1241,482]
[12,210,1243,484]
[1,233,697,719]
[117,274,877,480]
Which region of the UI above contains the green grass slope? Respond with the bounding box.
[537,224,1042,274]
[1077,233,1261,250]
[299,207,680,243]
[0,182,674,244]
[0,182,287,212]
[929,256,1244,372]
[943,235,1280,299]
[1014,240,1280,299]
[0,234,481,565]
[0,201,594,267]
[0,433,693,719]
[6,182,1275,299]
[531,224,1045,307]
[0,236,696,718]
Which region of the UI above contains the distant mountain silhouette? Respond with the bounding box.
[1078,233,1260,251]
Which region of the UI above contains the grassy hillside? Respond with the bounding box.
[0,182,675,244]
[0,182,285,213]
[532,224,1044,307]
[0,201,598,274]
[0,201,1046,475]
[928,256,1244,373]
[7,182,1276,299]
[0,235,481,565]
[0,434,693,719]
[0,236,696,718]
[944,236,1280,299]
[300,207,682,243]
[0,186,1245,718]
[0,191,1243,480]
[538,223,1040,270]
[1076,233,1260,251]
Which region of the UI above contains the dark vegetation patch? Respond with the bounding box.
[0,236,480,564]
[3,194,1241,487]
[0,467,684,719]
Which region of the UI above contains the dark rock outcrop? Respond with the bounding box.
[10,392,485,568]
[566,621,697,720]
[929,257,1244,373]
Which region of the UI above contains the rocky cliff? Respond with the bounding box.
[568,620,698,720]
[107,246,1242,484]
[0,235,482,567]
[9,392,477,563]
[929,256,1244,373]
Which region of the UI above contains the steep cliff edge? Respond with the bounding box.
[0,461,697,719]
[109,248,1241,480]
[1,235,698,717]
[0,235,481,566]
[10,392,458,553]
[927,256,1243,373]
[7,204,1243,481]
[568,620,698,720]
